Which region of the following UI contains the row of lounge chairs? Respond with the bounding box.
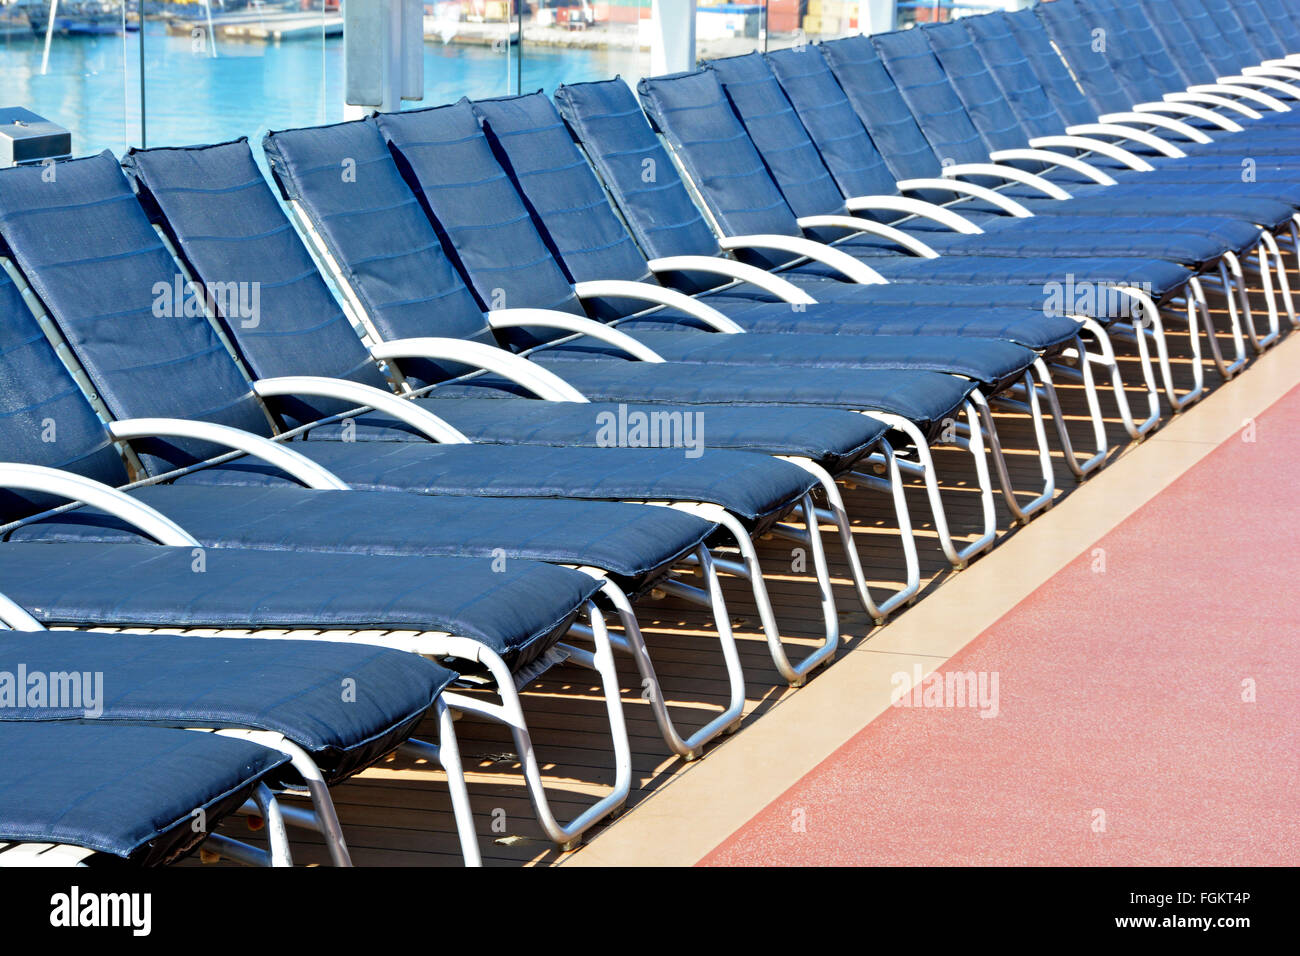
[2,0,1295,866]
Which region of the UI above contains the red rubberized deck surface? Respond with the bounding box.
[703,387,1300,866]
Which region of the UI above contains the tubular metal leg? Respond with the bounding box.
[1073,316,1161,439]
[1028,351,1108,479]
[597,562,745,760]
[862,401,997,570]
[1116,284,1205,411]
[783,451,920,625]
[440,602,632,851]
[435,699,482,866]
[975,376,1055,524]
[251,784,293,868]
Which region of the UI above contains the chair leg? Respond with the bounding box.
[793,447,921,624]
[862,402,997,570]
[724,503,839,686]
[1031,351,1109,479]
[598,563,745,760]
[974,376,1055,524]
[439,602,632,851]
[275,739,352,868]
[1117,283,1205,411]
[251,783,293,868]
[398,706,484,866]
[434,698,482,867]
[1200,259,1249,378]
[1072,316,1162,439]
[1260,229,1296,331]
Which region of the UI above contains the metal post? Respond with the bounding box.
[139,0,146,147]
[650,0,697,76]
[858,0,895,35]
[344,0,423,119]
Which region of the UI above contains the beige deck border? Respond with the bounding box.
[563,331,1300,867]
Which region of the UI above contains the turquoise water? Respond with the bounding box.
[0,24,643,155]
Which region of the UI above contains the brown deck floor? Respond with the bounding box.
[191,278,1290,867]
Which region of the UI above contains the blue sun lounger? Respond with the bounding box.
[554,78,1171,439]
[116,147,889,680]
[467,89,1112,480]
[0,722,293,867]
[0,615,471,865]
[263,115,1026,566]
[0,152,863,729]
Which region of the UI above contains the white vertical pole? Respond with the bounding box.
[40,0,60,76]
[650,0,697,77]
[858,0,895,35]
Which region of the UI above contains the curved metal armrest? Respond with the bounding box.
[487,307,667,360]
[1217,74,1300,101]
[844,194,983,234]
[253,376,469,444]
[716,234,887,285]
[1164,91,1262,119]
[107,418,351,490]
[0,591,43,631]
[645,255,817,305]
[795,215,940,257]
[1189,83,1288,112]
[1095,111,1213,144]
[573,279,748,331]
[1130,100,1242,132]
[369,337,590,403]
[1244,65,1300,84]
[1027,135,1156,171]
[0,461,198,546]
[942,162,1072,199]
[1063,123,1186,158]
[896,177,1033,217]
[988,148,1117,185]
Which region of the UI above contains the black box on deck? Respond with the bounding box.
[0,108,71,166]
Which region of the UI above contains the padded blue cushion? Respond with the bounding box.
[871,27,991,166]
[963,11,1077,139]
[818,35,950,183]
[8,487,714,593]
[923,20,1046,154]
[542,329,1034,392]
[0,630,455,784]
[471,92,659,293]
[0,271,130,523]
[702,275,1126,324]
[301,397,890,475]
[173,442,819,524]
[636,69,804,272]
[520,357,975,433]
[785,255,1193,301]
[678,296,1082,350]
[764,46,902,202]
[374,102,589,349]
[124,139,393,428]
[837,218,1258,266]
[0,542,601,668]
[553,79,725,285]
[1031,2,1134,115]
[0,723,287,865]
[0,152,272,476]
[263,120,496,388]
[703,53,853,228]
